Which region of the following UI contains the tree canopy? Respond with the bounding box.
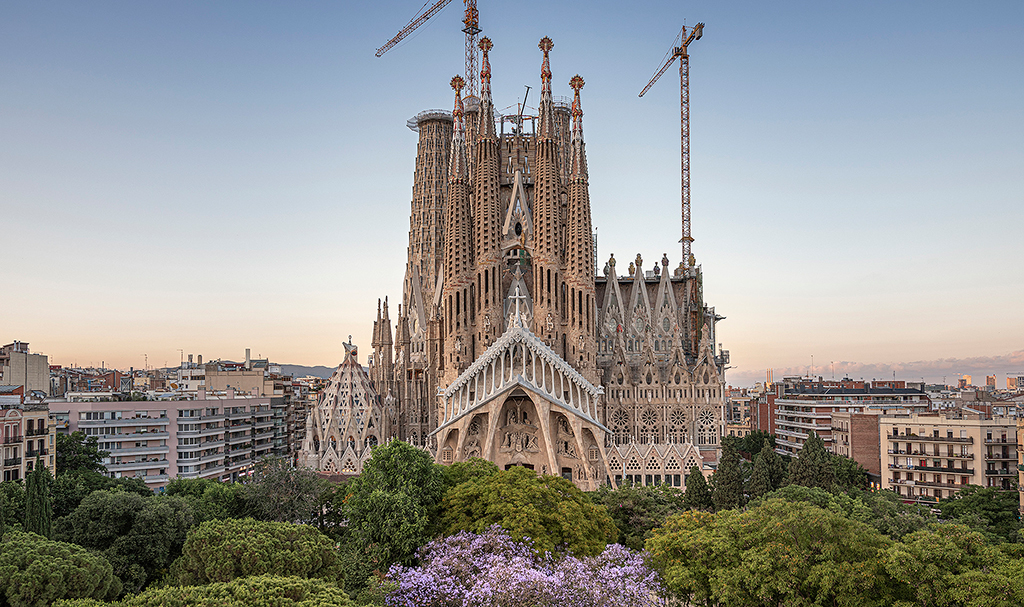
[938,485,1021,543]
[0,530,122,607]
[56,432,109,475]
[241,457,326,524]
[168,518,344,586]
[441,465,617,556]
[591,482,686,551]
[646,498,895,606]
[52,575,352,607]
[54,490,193,593]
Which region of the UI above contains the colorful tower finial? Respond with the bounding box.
[539,37,553,91]
[450,75,465,119]
[479,37,493,84]
[569,74,585,120]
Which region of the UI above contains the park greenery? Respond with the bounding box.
[0,430,1020,607]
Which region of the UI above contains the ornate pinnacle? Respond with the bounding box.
[569,74,585,119]
[539,37,553,84]
[479,37,493,83]
[450,75,465,118]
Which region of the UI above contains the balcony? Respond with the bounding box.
[985,438,1018,445]
[890,478,964,489]
[106,458,169,472]
[227,411,251,420]
[200,414,226,423]
[176,426,225,439]
[25,448,49,458]
[177,452,223,466]
[887,434,972,444]
[137,474,170,484]
[108,445,170,457]
[889,463,974,474]
[26,427,48,437]
[79,418,169,428]
[985,454,1016,461]
[227,433,251,445]
[2,435,23,445]
[985,469,1015,476]
[3,457,22,467]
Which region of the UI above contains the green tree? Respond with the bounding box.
[241,456,326,524]
[53,575,352,607]
[938,484,1021,543]
[56,432,109,475]
[591,482,686,551]
[748,449,773,498]
[882,523,1022,607]
[723,430,776,459]
[647,498,894,606]
[787,431,833,489]
[164,478,246,523]
[23,461,52,539]
[55,490,193,593]
[0,480,25,533]
[441,465,618,556]
[711,442,744,511]
[334,440,447,595]
[0,530,122,607]
[831,454,869,492]
[681,465,712,511]
[441,456,499,491]
[51,470,151,520]
[168,518,344,586]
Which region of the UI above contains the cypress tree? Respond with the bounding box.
[749,450,773,498]
[682,465,712,511]
[760,438,786,490]
[711,442,744,511]
[24,458,53,538]
[788,431,833,490]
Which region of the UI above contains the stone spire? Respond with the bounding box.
[443,74,474,361]
[531,36,564,348]
[569,74,588,182]
[477,37,496,142]
[565,74,596,382]
[474,37,503,346]
[537,36,555,141]
[448,75,467,182]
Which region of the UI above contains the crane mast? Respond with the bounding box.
[639,23,703,267]
[376,0,482,98]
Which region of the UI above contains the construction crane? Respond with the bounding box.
[375,0,482,98]
[639,22,703,268]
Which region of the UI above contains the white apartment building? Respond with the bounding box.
[881,412,1018,505]
[63,389,273,489]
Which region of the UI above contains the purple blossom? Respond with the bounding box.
[384,525,664,607]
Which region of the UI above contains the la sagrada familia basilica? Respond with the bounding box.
[301,36,730,491]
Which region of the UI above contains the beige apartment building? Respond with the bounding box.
[1,386,57,481]
[61,389,273,489]
[1018,418,1024,517]
[882,412,1018,505]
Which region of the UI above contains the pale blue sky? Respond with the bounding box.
[2,1,1021,385]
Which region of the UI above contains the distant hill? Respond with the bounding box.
[279,364,337,379]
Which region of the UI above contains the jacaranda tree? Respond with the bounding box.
[384,526,664,607]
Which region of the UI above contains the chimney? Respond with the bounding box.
[188,354,193,365]
[245,348,251,370]
[197,354,203,365]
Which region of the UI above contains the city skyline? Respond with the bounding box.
[3,1,1022,387]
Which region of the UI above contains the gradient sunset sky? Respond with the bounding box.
[2,1,1021,386]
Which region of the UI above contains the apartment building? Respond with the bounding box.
[774,380,929,455]
[0,342,50,394]
[881,412,1018,505]
[1,385,57,481]
[63,389,272,489]
[1018,417,1024,517]
[830,411,882,483]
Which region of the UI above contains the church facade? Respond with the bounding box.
[361,36,729,490]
